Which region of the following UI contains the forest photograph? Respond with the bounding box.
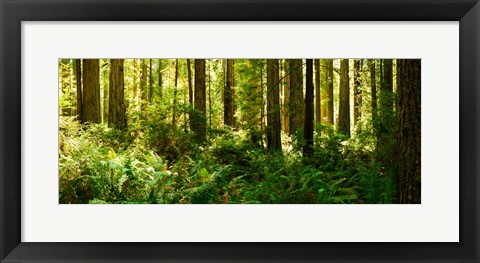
[59,58,421,204]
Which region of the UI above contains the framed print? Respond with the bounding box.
[1,0,479,262]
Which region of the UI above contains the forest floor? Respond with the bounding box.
[59,116,396,204]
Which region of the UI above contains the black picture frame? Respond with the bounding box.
[1,0,479,262]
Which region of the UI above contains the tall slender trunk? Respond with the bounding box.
[289,59,304,135]
[314,59,321,124]
[304,59,314,157]
[172,59,178,127]
[108,59,126,129]
[282,60,290,134]
[371,59,377,124]
[69,61,74,116]
[140,60,147,108]
[224,59,235,127]
[260,65,265,148]
[193,59,206,142]
[338,59,350,137]
[326,59,334,125]
[267,59,281,150]
[75,59,83,123]
[149,59,153,101]
[132,59,138,111]
[102,60,109,123]
[187,59,194,129]
[321,60,328,122]
[184,61,188,132]
[353,59,362,130]
[82,59,101,124]
[207,60,212,127]
[158,59,163,99]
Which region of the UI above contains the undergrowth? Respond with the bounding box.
[59,116,396,204]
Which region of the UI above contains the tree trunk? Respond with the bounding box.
[321,60,328,122]
[314,59,321,124]
[184,62,188,132]
[304,59,314,157]
[193,59,206,142]
[69,61,74,116]
[102,61,109,123]
[279,60,285,132]
[396,59,421,204]
[208,60,212,127]
[140,60,147,107]
[187,59,193,105]
[326,59,334,125]
[186,59,193,130]
[282,60,290,134]
[353,59,362,129]
[149,59,153,101]
[338,59,350,137]
[260,64,265,149]
[172,59,178,127]
[267,59,282,150]
[132,59,138,111]
[82,59,101,124]
[224,59,235,127]
[370,59,377,123]
[158,59,163,99]
[289,59,304,135]
[75,59,83,123]
[108,59,126,129]
[232,63,237,127]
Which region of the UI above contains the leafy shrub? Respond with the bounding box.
[59,116,393,204]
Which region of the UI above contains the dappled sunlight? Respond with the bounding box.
[58,59,421,204]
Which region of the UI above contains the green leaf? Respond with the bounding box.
[199,168,210,182]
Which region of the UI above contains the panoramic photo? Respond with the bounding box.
[59,59,420,204]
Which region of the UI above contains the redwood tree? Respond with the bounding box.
[370,59,377,123]
[140,59,147,107]
[193,59,206,142]
[289,59,304,135]
[338,59,350,137]
[82,59,100,124]
[314,59,321,124]
[108,59,126,129]
[187,59,193,130]
[266,59,281,150]
[326,59,334,125]
[396,59,421,204]
[149,59,153,101]
[224,59,235,127]
[304,59,314,157]
[282,60,290,134]
[158,59,163,99]
[75,59,83,123]
[353,59,362,128]
[172,59,179,127]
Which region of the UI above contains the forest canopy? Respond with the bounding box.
[59,59,421,204]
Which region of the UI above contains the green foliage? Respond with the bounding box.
[59,59,402,204]
[236,59,265,130]
[60,114,397,204]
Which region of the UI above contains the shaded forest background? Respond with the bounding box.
[59,59,421,204]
